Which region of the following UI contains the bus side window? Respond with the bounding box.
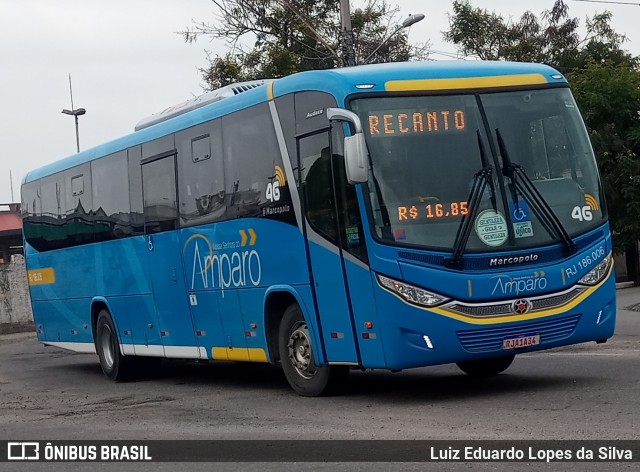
[142,155,178,234]
[222,103,280,219]
[39,175,65,250]
[177,120,226,226]
[331,128,367,262]
[64,164,93,247]
[21,181,42,250]
[302,142,338,243]
[92,151,132,240]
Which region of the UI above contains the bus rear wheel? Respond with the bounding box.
[456,355,515,377]
[278,304,348,396]
[95,309,136,381]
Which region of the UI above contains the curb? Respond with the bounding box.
[616,281,635,289]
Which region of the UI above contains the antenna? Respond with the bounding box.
[9,169,14,202]
[69,73,74,110]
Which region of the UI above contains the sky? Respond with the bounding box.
[1,0,639,204]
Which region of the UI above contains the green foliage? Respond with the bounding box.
[445,0,640,253]
[182,0,427,90]
[569,62,640,251]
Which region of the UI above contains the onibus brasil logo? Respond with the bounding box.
[185,229,262,290]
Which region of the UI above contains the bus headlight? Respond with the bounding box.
[578,253,612,286]
[376,274,450,307]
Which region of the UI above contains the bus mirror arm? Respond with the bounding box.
[327,108,369,184]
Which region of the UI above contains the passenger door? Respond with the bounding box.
[297,129,360,364]
[142,152,200,358]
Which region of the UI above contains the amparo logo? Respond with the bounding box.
[491,271,547,297]
[185,232,262,290]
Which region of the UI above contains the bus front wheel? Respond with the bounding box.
[456,355,515,377]
[95,309,135,381]
[278,304,348,396]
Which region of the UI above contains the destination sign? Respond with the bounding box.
[368,109,467,137]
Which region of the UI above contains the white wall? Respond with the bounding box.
[0,255,33,327]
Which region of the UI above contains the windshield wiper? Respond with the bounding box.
[496,128,576,254]
[446,131,496,269]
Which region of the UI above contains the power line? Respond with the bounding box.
[570,0,640,6]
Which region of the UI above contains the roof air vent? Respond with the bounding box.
[134,79,267,131]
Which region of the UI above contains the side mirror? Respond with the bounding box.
[327,107,369,184]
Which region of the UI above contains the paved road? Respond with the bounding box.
[1,288,639,469]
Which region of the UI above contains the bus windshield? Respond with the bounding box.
[351,88,605,252]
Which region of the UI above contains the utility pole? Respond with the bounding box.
[339,0,356,67]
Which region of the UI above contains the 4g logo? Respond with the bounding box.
[266,165,286,202]
[571,194,599,222]
[571,205,593,222]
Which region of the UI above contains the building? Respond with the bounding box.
[0,203,22,263]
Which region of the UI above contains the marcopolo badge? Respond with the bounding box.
[474,209,508,247]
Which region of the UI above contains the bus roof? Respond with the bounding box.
[25,61,565,183]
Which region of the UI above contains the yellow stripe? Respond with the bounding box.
[385,73,548,92]
[266,80,275,100]
[212,347,268,362]
[27,268,56,285]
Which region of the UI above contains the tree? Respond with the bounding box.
[181,0,427,90]
[445,1,640,276]
[444,0,635,73]
[569,61,640,280]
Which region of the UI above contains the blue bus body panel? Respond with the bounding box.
[306,240,359,363]
[181,218,311,359]
[368,270,616,370]
[398,231,610,302]
[343,258,387,367]
[147,231,198,350]
[357,226,615,369]
[187,290,225,356]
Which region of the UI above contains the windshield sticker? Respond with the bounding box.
[584,194,600,211]
[509,199,533,239]
[393,228,407,241]
[571,205,593,222]
[346,226,361,246]
[474,209,508,247]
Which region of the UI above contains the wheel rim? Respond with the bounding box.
[100,324,115,370]
[287,321,317,379]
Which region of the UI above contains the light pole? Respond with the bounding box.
[61,74,85,153]
[363,13,425,64]
[339,0,356,67]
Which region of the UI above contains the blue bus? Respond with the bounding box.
[22,61,615,396]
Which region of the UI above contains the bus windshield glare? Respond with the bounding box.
[352,88,605,252]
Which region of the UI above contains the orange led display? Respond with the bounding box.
[369,110,466,136]
[397,201,469,221]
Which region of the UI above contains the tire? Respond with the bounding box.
[95,309,136,381]
[278,304,348,396]
[456,355,515,377]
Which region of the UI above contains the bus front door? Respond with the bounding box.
[297,129,360,365]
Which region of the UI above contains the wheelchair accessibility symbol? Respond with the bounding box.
[509,200,530,222]
[509,199,534,239]
[513,207,527,221]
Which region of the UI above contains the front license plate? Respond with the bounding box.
[503,334,540,350]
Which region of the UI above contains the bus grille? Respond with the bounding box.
[444,287,586,318]
[456,314,582,353]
